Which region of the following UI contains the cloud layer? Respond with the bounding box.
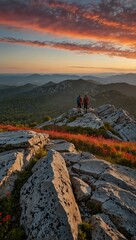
[0,37,135,59]
[0,0,135,59]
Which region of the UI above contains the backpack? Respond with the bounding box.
[77,96,80,104]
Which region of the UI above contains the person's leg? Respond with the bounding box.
[78,103,81,113]
[86,104,88,113]
[77,103,80,113]
[85,103,87,113]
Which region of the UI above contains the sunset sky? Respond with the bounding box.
[0,0,136,74]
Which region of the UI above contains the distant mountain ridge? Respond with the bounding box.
[0,83,37,99]
[0,79,136,125]
[0,73,135,86]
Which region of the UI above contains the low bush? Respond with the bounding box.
[0,124,135,168]
[86,202,102,215]
[43,125,110,139]
[78,222,92,240]
[43,130,136,168]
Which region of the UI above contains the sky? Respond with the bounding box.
[0,0,136,75]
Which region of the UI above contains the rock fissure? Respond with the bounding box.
[0,129,136,240]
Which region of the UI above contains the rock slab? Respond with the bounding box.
[0,130,49,198]
[20,150,81,240]
[0,130,49,148]
[97,104,136,141]
[72,158,136,238]
[91,214,127,240]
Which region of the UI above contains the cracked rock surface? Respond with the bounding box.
[0,130,49,198]
[97,104,136,141]
[0,129,136,239]
[20,150,81,240]
[37,104,136,141]
[70,154,136,238]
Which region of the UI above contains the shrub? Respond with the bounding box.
[42,130,136,168]
[78,222,92,240]
[29,122,38,127]
[6,227,26,240]
[104,122,121,138]
[86,201,102,215]
[67,116,78,123]
[43,116,52,122]
[0,124,136,168]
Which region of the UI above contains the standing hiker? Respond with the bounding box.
[76,95,83,113]
[83,94,90,113]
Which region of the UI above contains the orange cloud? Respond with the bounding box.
[0,0,136,47]
[0,37,136,59]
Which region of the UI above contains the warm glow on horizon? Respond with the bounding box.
[0,0,136,75]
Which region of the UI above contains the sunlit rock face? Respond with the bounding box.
[91,214,127,240]
[0,130,49,149]
[20,150,82,240]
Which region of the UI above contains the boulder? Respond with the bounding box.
[62,151,96,166]
[102,198,136,237]
[72,159,112,178]
[72,159,136,193]
[97,104,136,141]
[72,156,136,238]
[20,150,81,240]
[67,112,103,129]
[91,181,136,210]
[0,130,49,149]
[46,139,77,153]
[71,177,92,201]
[0,149,24,198]
[99,167,136,195]
[91,214,127,240]
[0,130,49,199]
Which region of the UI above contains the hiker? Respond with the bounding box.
[83,94,90,113]
[76,95,83,113]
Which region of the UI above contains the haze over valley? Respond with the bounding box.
[0,76,136,125]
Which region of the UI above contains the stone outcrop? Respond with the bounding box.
[0,130,48,149]
[37,105,136,141]
[20,150,81,240]
[70,156,136,238]
[0,129,136,239]
[37,107,104,129]
[91,214,127,240]
[46,139,77,153]
[97,104,136,141]
[0,130,49,198]
[71,177,91,201]
[0,149,24,197]
[67,112,103,129]
[41,138,136,239]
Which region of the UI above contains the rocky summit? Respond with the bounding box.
[0,130,136,239]
[37,104,136,142]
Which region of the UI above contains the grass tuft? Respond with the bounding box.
[78,222,92,240]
